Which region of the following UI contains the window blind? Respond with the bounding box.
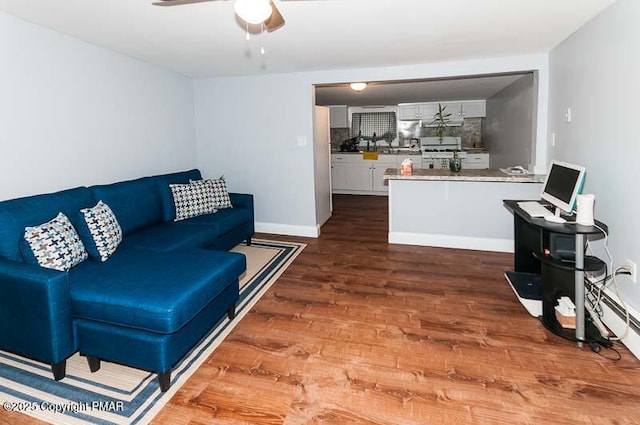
[351,112,397,142]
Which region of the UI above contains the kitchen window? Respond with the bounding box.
[351,111,397,142]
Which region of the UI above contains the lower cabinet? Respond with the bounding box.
[462,153,490,169]
[331,154,414,195]
[345,163,373,191]
[330,163,348,190]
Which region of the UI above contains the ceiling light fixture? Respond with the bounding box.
[350,82,368,92]
[234,0,273,25]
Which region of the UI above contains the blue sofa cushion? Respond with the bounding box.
[68,248,246,334]
[0,187,94,262]
[120,222,220,252]
[150,169,202,222]
[90,178,163,236]
[176,208,252,237]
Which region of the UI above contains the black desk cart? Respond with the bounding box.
[503,200,607,347]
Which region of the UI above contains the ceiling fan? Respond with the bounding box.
[152,0,291,33]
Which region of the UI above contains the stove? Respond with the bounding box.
[420,136,467,169]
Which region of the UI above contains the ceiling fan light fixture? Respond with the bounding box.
[350,82,368,92]
[234,0,273,25]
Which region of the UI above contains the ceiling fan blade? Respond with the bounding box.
[152,0,224,7]
[264,0,285,32]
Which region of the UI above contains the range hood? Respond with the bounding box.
[398,117,464,127]
[422,119,463,127]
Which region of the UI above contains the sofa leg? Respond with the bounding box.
[52,360,66,381]
[86,356,101,373]
[246,236,252,246]
[227,304,236,320]
[158,370,171,392]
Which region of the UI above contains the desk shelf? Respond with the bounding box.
[533,253,606,273]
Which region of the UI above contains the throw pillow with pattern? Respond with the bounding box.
[190,176,233,210]
[79,201,123,262]
[22,213,88,272]
[170,183,217,221]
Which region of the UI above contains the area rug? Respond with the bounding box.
[0,239,305,425]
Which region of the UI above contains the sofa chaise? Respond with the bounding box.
[0,169,254,391]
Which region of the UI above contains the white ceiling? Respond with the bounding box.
[315,73,529,106]
[0,0,615,78]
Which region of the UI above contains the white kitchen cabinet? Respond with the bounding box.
[331,163,348,190]
[398,103,438,121]
[440,102,463,120]
[346,163,374,191]
[460,100,486,118]
[329,106,349,128]
[371,163,389,192]
[331,154,404,194]
[463,153,490,169]
[398,104,421,120]
[399,100,486,121]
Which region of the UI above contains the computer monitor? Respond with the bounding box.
[540,160,586,214]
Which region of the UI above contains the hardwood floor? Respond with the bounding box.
[156,195,640,424]
[5,194,640,424]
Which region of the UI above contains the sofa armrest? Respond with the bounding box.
[229,193,253,211]
[0,258,75,364]
[229,193,254,237]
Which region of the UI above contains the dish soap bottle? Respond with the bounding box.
[449,150,462,172]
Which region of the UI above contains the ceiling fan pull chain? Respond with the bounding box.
[260,23,266,55]
[245,23,250,41]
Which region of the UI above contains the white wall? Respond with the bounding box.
[484,73,536,170]
[548,0,640,310]
[0,12,197,201]
[193,74,319,237]
[194,54,550,236]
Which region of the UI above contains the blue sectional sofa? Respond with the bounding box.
[0,169,254,391]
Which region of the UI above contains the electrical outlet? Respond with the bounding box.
[623,259,637,284]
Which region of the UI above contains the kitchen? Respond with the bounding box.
[315,71,545,251]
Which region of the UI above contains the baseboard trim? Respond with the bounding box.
[255,222,319,238]
[388,232,513,253]
[588,282,640,360]
[332,190,388,196]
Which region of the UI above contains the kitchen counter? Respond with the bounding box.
[384,168,544,183]
[332,150,422,155]
[385,168,545,253]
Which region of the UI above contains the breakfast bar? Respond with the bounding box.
[384,168,545,252]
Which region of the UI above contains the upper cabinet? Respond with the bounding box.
[398,103,438,121]
[460,101,486,118]
[398,100,486,121]
[329,106,349,128]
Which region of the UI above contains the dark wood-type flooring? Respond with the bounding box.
[4,194,640,424]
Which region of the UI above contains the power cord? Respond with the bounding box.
[583,224,633,345]
[609,266,632,341]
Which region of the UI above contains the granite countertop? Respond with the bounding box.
[383,168,545,183]
[331,150,422,155]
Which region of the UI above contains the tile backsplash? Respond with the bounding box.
[331,117,484,150]
[404,118,484,149]
[330,128,351,150]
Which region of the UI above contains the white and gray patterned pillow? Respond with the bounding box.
[80,201,123,262]
[23,213,88,272]
[170,183,217,221]
[190,177,233,210]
